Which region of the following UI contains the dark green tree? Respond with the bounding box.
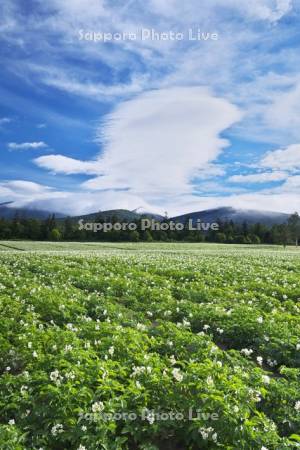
[288,212,300,246]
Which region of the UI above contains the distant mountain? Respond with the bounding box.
[0,204,291,226]
[171,207,290,227]
[68,209,165,223]
[0,202,14,207]
[69,206,289,226]
[0,203,66,220]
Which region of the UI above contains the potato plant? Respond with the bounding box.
[0,244,299,449]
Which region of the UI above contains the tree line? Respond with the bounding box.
[0,212,300,246]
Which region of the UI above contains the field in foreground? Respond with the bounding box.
[0,243,300,449]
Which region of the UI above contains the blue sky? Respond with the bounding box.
[0,0,300,215]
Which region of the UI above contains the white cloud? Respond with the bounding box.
[260,144,300,171]
[86,87,241,194]
[8,141,48,150]
[214,192,299,213]
[34,154,102,175]
[3,180,51,194]
[0,179,69,213]
[229,171,288,183]
[35,87,241,197]
[2,178,299,217]
[3,187,300,216]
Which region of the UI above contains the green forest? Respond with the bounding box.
[0,213,299,246]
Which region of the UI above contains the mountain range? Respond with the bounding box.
[0,202,66,220]
[171,207,289,227]
[0,203,291,226]
[71,208,164,222]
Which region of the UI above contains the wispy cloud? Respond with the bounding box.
[21,63,149,101]
[2,0,297,114]
[229,172,288,183]
[8,141,48,150]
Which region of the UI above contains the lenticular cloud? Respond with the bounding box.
[83,87,241,195]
